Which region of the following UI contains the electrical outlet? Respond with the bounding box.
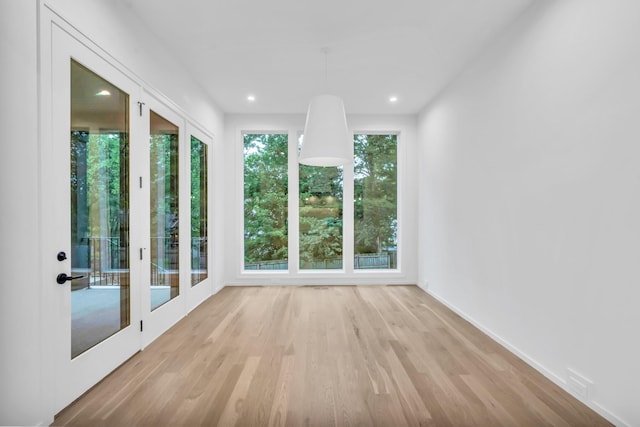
[566,368,593,401]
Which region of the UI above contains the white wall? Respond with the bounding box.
[0,1,42,425]
[44,0,223,133]
[0,1,224,424]
[418,0,640,425]
[223,114,418,286]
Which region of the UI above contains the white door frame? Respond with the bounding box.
[139,90,188,348]
[43,22,143,413]
[186,122,214,312]
[39,5,215,417]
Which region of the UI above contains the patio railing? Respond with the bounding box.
[71,237,201,288]
[245,252,397,270]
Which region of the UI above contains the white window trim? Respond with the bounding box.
[352,131,402,274]
[236,122,411,286]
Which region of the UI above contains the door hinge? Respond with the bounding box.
[140,248,143,260]
[137,101,145,116]
[140,320,143,332]
[139,176,143,188]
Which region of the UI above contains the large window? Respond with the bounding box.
[299,163,343,270]
[241,130,399,275]
[243,133,288,270]
[354,134,398,269]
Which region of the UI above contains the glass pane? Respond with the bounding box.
[70,60,130,358]
[299,135,343,270]
[150,111,179,310]
[354,134,398,269]
[243,134,288,270]
[191,135,208,286]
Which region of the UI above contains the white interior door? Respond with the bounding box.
[49,26,143,412]
[139,93,188,347]
[186,123,214,312]
[46,22,204,414]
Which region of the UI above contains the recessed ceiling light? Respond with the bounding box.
[247,95,256,102]
[389,96,398,103]
[96,90,111,96]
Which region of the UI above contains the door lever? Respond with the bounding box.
[56,273,85,284]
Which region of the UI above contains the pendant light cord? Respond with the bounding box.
[322,47,329,93]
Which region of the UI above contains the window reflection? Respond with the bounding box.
[299,134,344,270]
[70,60,130,358]
[191,135,208,285]
[150,111,179,310]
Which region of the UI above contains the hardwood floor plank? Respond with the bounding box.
[217,355,261,426]
[460,373,522,426]
[382,343,432,425]
[238,345,285,426]
[197,361,245,426]
[52,286,612,427]
[267,354,294,427]
[388,340,455,426]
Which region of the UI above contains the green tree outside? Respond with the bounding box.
[299,164,343,269]
[243,134,289,267]
[243,133,397,270]
[354,134,397,268]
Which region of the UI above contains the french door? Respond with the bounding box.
[139,93,188,347]
[48,25,187,412]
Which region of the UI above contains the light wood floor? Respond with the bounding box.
[53,286,611,426]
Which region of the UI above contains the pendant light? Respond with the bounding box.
[299,49,351,167]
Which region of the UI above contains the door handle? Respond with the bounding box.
[56,273,85,284]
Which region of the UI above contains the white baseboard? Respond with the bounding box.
[421,285,628,427]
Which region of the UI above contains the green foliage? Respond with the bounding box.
[191,136,207,237]
[150,132,179,239]
[191,136,208,284]
[298,165,343,267]
[243,134,289,264]
[70,130,129,268]
[242,133,398,269]
[70,131,129,239]
[354,134,397,256]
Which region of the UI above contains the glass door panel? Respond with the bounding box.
[70,60,130,358]
[150,111,180,310]
[191,136,208,286]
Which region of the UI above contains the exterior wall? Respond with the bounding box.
[418,1,640,425]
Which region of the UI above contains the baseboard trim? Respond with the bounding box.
[421,285,628,427]
[225,281,415,287]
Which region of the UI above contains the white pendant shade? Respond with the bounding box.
[299,94,351,167]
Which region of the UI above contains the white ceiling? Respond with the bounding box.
[121,0,534,115]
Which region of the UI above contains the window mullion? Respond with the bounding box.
[343,131,355,274]
[288,130,300,274]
